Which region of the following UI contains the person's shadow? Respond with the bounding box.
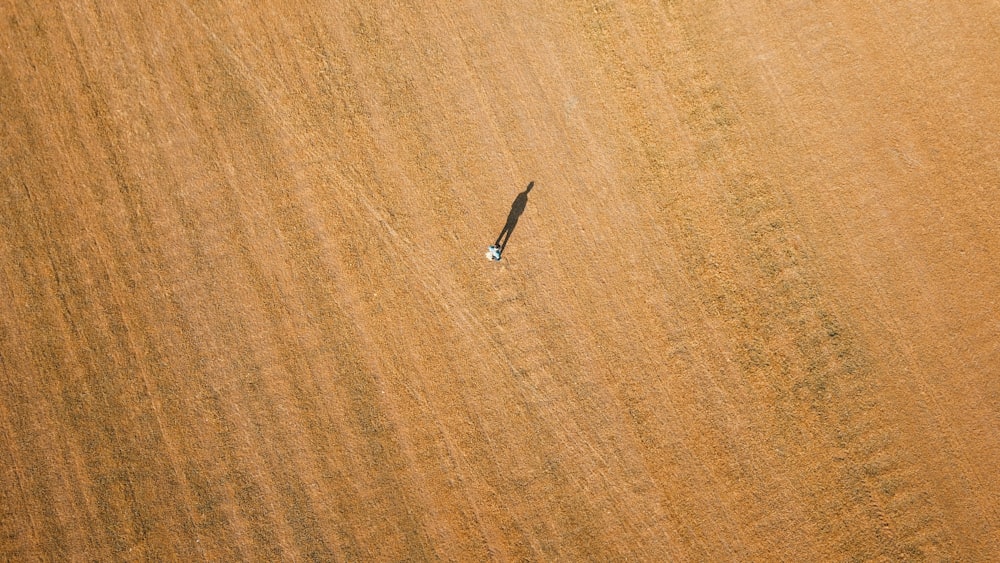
[495,181,534,253]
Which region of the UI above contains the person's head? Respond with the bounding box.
[525,181,534,193]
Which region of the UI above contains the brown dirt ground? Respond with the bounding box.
[2,1,999,560]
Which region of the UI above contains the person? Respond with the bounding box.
[486,245,502,261]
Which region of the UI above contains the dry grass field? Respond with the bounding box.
[2,1,999,560]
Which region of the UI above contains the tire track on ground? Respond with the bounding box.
[576,0,955,558]
[660,4,955,559]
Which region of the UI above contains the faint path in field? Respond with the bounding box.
[572,0,957,559]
